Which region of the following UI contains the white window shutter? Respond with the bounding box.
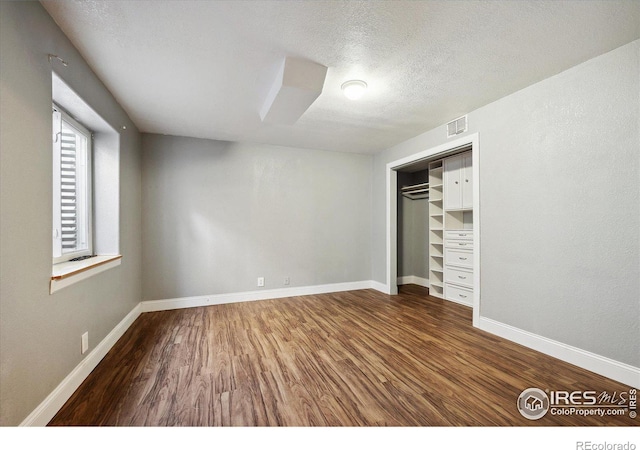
[52,105,92,263]
[60,129,78,251]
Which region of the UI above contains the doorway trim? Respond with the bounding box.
[385,133,480,325]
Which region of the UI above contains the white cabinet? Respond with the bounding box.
[444,151,472,211]
[445,284,473,305]
[444,248,473,269]
[422,149,474,304]
[461,152,472,209]
[442,151,474,307]
[444,266,472,288]
[443,232,474,306]
[445,230,473,240]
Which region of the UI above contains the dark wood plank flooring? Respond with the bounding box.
[49,285,637,426]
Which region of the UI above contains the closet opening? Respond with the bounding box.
[386,134,480,325]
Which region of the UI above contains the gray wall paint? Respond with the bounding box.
[397,172,411,277]
[410,199,429,279]
[0,2,142,426]
[141,134,372,300]
[397,172,429,279]
[373,40,640,367]
[1,1,637,427]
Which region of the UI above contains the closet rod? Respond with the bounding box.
[400,182,429,200]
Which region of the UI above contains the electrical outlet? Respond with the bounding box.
[284,277,290,286]
[81,332,89,354]
[257,277,265,287]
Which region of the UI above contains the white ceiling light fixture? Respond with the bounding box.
[341,80,367,100]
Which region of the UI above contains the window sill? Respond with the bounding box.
[50,255,122,294]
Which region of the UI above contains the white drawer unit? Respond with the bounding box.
[445,239,473,250]
[445,266,473,288]
[445,284,473,306]
[445,230,473,241]
[444,248,473,269]
[441,151,475,307]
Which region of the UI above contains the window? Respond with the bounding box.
[50,72,121,293]
[52,105,93,264]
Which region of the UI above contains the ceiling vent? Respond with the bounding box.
[260,56,328,125]
[447,115,467,138]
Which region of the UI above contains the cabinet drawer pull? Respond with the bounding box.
[459,257,468,260]
[458,243,467,246]
[455,181,459,184]
[458,276,467,279]
[458,233,466,236]
[459,294,467,298]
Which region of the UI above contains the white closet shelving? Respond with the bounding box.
[399,148,474,305]
[400,182,429,200]
[428,160,444,299]
[443,150,473,306]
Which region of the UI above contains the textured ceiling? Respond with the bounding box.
[41,0,640,154]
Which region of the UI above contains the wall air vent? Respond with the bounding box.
[447,115,467,138]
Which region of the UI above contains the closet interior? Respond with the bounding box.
[397,146,474,306]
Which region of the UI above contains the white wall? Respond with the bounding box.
[373,40,640,368]
[141,134,372,300]
[0,2,142,426]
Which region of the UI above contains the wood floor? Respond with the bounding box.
[49,285,636,426]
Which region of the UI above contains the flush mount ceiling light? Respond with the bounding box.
[341,80,367,100]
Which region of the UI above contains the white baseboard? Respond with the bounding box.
[397,276,429,288]
[20,281,638,426]
[22,280,382,426]
[20,303,142,426]
[140,280,377,312]
[369,280,388,294]
[477,316,640,389]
